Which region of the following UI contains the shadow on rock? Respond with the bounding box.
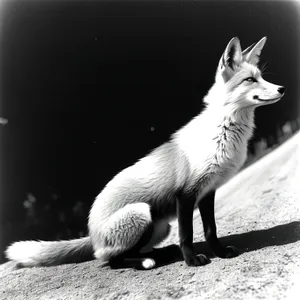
[215,220,300,253]
[148,221,300,268]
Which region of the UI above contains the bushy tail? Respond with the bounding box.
[5,237,94,267]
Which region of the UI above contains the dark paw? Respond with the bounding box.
[216,246,240,258]
[185,254,210,266]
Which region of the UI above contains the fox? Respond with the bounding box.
[6,37,285,270]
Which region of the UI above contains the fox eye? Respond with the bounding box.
[244,77,257,83]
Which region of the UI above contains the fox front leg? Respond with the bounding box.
[176,193,209,266]
[198,191,239,258]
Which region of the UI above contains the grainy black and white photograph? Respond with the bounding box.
[0,0,300,299]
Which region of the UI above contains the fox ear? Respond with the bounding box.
[243,37,267,65]
[218,37,242,71]
[242,42,256,58]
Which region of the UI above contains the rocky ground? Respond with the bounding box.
[1,131,299,300]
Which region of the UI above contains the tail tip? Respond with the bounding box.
[5,241,42,267]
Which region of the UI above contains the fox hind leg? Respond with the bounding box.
[92,203,154,263]
[111,220,171,270]
[92,202,172,269]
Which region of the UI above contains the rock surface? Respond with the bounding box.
[1,131,300,300]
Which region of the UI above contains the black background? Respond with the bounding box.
[0,0,299,261]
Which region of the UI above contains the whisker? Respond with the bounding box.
[260,61,268,74]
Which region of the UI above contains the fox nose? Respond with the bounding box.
[278,86,285,95]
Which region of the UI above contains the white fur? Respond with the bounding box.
[91,202,152,256]
[173,104,254,204]
[6,241,45,267]
[6,237,92,267]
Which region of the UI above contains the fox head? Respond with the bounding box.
[205,37,285,108]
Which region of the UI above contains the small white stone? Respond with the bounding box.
[142,258,156,269]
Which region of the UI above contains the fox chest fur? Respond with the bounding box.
[174,107,254,200]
